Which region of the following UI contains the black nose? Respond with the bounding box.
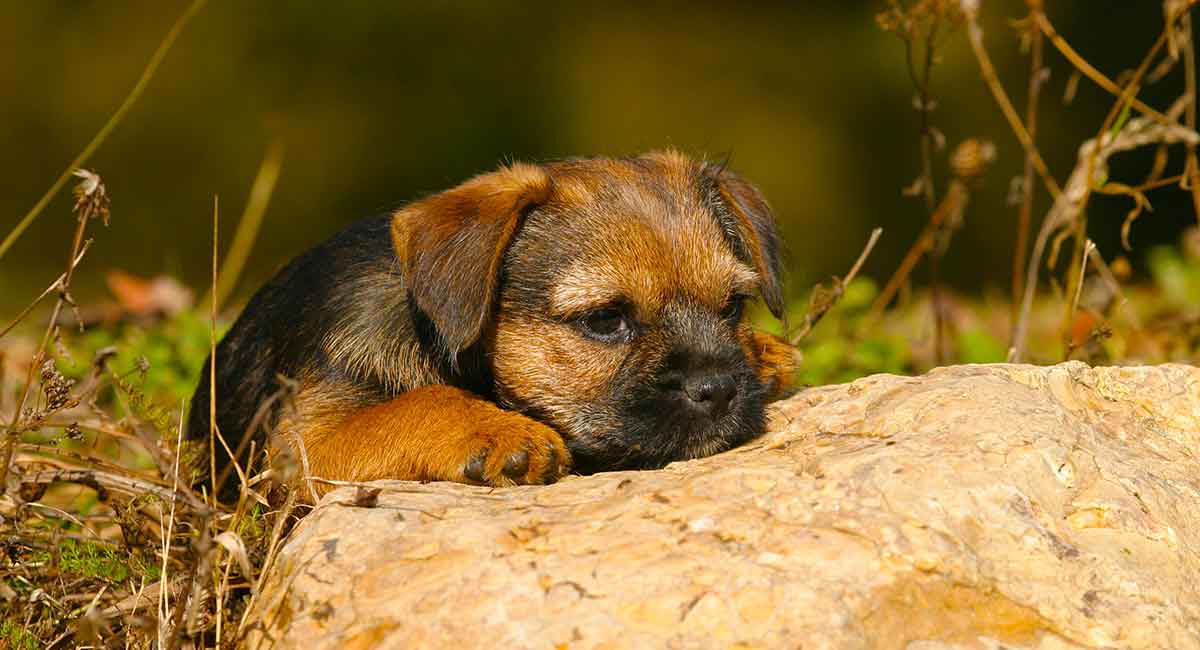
[683,374,737,419]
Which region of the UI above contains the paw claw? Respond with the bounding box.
[541,447,561,484]
[502,450,530,478]
[463,448,489,483]
[452,412,570,487]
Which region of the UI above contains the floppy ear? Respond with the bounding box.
[703,164,785,319]
[391,163,552,355]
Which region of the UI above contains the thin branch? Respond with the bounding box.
[1087,246,1142,331]
[207,140,285,308]
[871,139,996,316]
[1177,5,1200,223]
[209,196,219,499]
[1013,6,1045,327]
[0,240,92,341]
[1067,240,1096,327]
[16,444,173,487]
[1011,2,1200,360]
[963,6,1062,200]
[1035,12,1173,126]
[236,487,296,639]
[789,228,883,346]
[1064,6,1181,338]
[157,414,186,648]
[1,173,107,487]
[19,469,212,515]
[872,183,967,316]
[845,228,883,287]
[1010,111,1199,360]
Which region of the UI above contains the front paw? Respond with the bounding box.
[456,410,571,487]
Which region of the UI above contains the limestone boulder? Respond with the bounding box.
[244,363,1200,649]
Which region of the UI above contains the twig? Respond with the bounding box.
[124,576,148,650]
[1176,3,1200,223]
[1087,246,1142,331]
[913,17,943,362]
[237,487,296,639]
[788,228,882,345]
[1,172,108,487]
[0,241,93,341]
[156,418,181,648]
[207,140,285,308]
[930,251,945,364]
[844,228,882,287]
[21,502,105,541]
[1066,11,1176,327]
[1013,4,1045,326]
[871,139,996,316]
[1010,109,1199,360]
[871,183,967,315]
[16,443,174,486]
[1035,12,1173,126]
[1067,240,1096,327]
[212,387,286,498]
[179,513,213,642]
[293,429,320,505]
[19,469,211,515]
[210,196,219,499]
[962,4,1062,200]
[215,552,233,646]
[0,0,208,261]
[905,15,941,212]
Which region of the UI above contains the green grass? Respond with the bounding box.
[60,309,218,406]
[0,618,40,650]
[29,539,161,585]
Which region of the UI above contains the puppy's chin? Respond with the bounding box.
[557,369,768,475]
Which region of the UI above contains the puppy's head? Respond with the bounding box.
[392,151,786,472]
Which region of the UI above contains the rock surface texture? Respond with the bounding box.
[244,363,1200,649]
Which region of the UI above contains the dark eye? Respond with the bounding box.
[721,295,748,322]
[579,308,633,342]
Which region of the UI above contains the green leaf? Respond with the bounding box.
[1110,94,1134,140]
[956,328,1006,364]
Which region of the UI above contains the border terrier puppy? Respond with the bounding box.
[188,151,797,501]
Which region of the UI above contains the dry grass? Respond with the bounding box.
[4,2,1200,647]
[0,166,296,649]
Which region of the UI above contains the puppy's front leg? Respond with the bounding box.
[301,385,571,493]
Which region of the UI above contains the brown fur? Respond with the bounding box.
[390,162,552,355]
[193,151,797,503]
[740,328,800,401]
[303,385,568,497]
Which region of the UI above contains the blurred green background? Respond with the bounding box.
[1,1,1195,313]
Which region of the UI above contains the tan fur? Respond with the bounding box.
[254,152,791,502]
[739,328,800,400]
[282,385,568,499]
[548,216,759,319]
[389,162,554,355]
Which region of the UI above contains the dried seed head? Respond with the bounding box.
[877,0,967,38]
[72,169,111,226]
[39,359,75,412]
[950,138,997,182]
[64,422,84,441]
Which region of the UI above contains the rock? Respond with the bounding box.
[243,363,1200,649]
